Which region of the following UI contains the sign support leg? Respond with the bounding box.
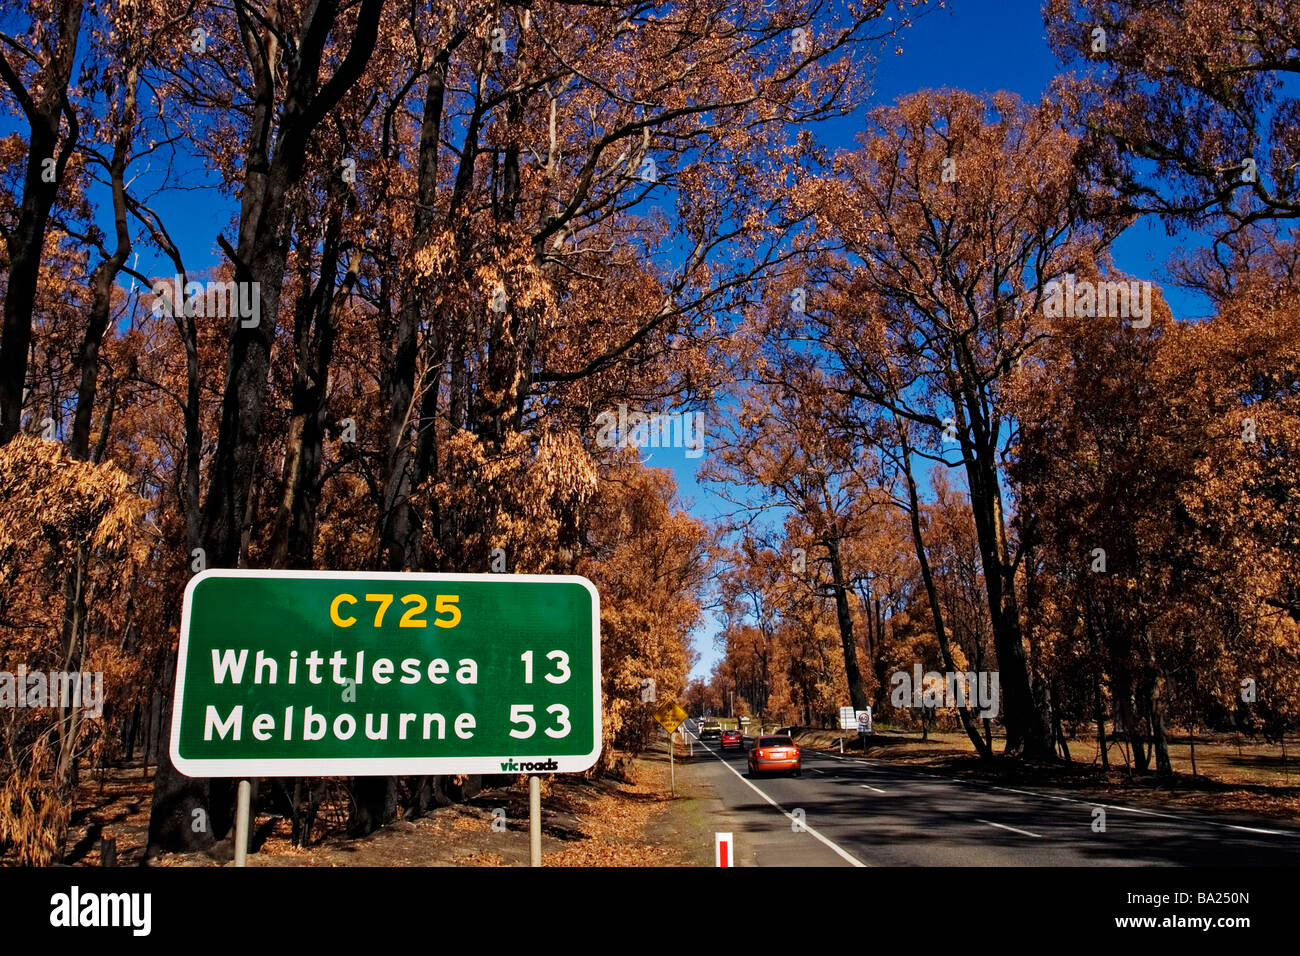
[670,733,675,797]
[529,775,541,867]
[234,779,251,867]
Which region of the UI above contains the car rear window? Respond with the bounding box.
[759,736,794,747]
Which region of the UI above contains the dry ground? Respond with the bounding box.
[35,748,695,867]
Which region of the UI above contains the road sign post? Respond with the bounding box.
[529,775,541,867]
[653,700,687,797]
[234,779,251,867]
[839,705,858,753]
[857,707,872,752]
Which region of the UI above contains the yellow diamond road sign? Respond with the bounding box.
[654,700,687,734]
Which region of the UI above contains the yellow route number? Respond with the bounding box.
[330,593,461,629]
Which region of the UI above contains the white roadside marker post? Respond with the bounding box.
[234,779,251,867]
[529,775,541,867]
[715,831,733,867]
[670,729,675,797]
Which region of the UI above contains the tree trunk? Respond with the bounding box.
[69,44,139,460]
[269,229,354,569]
[148,0,385,857]
[897,420,992,758]
[0,0,84,443]
[348,777,396,837]
[825,539,868,713]
[378,45,453,571]
[1051,681,1071,762]
[952,383,1053,758]
[1094,677,1109,770]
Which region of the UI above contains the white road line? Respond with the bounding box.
[696,742,867,867]
[977,819,1042,838]
[1227,824,1291,835]
[812,748,1300,840]
[859,784,886,794]
[815,752,885,771]
[985,785,1299,838]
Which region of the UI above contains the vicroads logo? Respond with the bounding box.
[501,758,559,771]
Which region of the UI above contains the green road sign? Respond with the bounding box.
[170,570,601,777]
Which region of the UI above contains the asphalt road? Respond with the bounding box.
[685,735,1300,866]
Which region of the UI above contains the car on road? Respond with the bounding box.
[720,729,743,751]
[748,735,801,777]
[699,720,722,741]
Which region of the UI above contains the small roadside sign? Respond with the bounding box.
[839,706,857,730]
[716,832,734,867]
[856,708,873,734]
[654,700,688,735]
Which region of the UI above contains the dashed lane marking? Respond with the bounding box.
[977,819,1042,838]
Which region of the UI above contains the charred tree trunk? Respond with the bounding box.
[0,0,83,443]
[949,372,1053,758]
[377,38,458,572]
[1094,676,1109,771]
[70,35,140,460]
[148,0,384,857]
[825,538,869,713]
[896,420,993,759]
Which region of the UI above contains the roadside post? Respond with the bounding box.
[234,779,251,867]
[653,700,688,797]
[170,570,601,868]
[529,775,541,866]
[715,831,733,867]
[839,706,856,754]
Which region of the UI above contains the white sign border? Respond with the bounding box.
[170,569,602,777]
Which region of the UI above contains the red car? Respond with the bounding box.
[748,735,802,776]
[720,729,743,751]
